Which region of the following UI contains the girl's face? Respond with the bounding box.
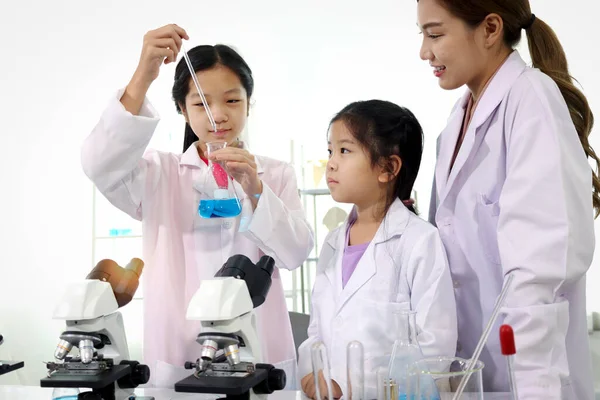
[326,121,389,208]
[182,65,249,153]
[417,0,492,94]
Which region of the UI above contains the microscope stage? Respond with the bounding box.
[175,368,268,395]
[40,364,131,389]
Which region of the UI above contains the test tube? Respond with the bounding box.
[311,341,334,400]
[347,341,365,400]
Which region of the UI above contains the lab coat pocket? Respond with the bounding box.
[476,194,501,265]
[359,300,410,355]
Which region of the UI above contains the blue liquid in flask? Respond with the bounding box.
[199,198,242,218]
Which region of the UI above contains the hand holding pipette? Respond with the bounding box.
[121,24,189,115]
[500,324,518,400]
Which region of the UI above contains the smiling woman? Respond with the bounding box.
[416,0,599,398]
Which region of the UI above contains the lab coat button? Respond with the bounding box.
[222,221,233,229]
[440,217,452,226]
[335,316,343,325]
[453,280,460,288]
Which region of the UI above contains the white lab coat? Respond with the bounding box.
[298,199,457,399]
[429,51,595,399]
[81,90,314,389]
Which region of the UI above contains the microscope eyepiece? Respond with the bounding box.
[215,255,275,308]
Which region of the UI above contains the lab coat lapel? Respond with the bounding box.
[439,51,528,207]
[435,94,469,200]
[335,201,409,314]
[323,225,344,301]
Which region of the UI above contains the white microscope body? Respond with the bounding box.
[187,277,263,365]
[42,258,151,400]
[49,279,134,399]
[175,255,286,400]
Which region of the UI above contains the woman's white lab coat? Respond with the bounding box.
[298,199,457,399]
[429,51,595,399]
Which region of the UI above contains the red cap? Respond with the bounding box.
[499,324,516,355]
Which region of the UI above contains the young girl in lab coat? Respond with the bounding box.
[80,24,314,388]
[417,1,600,398]
[298,100,457,400]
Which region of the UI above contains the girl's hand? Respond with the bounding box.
[122,24,189,115]
[300,371,343,400]
[208,147,263,208]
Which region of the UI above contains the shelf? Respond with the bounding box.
[95,235,143,240]
[300,188,330,196]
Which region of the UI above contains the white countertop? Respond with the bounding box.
[0,385,511,400]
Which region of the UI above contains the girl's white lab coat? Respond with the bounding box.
[81,90,314,389]
[298,200,457,399]
[429,51,595,399]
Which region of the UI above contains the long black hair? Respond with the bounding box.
[172,45,254,153]
[330,100,424,215]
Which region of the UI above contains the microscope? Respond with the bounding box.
[0,333,24,376]
[40,258,152,400]
[175,254,286,400]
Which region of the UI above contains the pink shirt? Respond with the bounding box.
[81,90,314,389]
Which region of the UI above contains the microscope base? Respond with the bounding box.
[0,361,24,375]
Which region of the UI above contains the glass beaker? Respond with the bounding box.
[198,141,242,219]
[51,387,80,400]
[387,310,428,399]
[410,357,484,400]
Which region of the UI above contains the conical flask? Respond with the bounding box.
[198,141,242,219]
[387,310,439,400]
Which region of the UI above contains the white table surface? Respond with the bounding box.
[0,385,511,400]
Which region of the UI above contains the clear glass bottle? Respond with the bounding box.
[387,310,438,400]
[51,387,80,400]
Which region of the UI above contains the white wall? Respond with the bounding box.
[0,0,597,387]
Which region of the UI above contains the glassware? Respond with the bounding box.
[198,141,242,219]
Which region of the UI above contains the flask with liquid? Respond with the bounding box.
[198,141,242,219]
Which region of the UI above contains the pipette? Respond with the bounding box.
[500,324,518,399]
[451,273,514,400]
[180,43,217,133]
